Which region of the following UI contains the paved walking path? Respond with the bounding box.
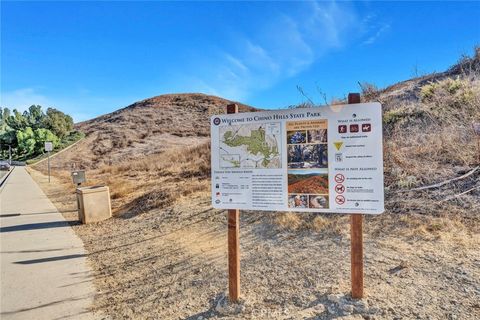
[0,167,96,319]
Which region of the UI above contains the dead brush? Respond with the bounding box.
[178,179,210,196]
[382,76,480,229]
[164,142,211,178]
[109,180,135,200]
[274,212,348,235]
[273,72,480,235]
[385,77,479,187]
[127,189,173,214]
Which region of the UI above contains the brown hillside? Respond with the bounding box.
[53,93,255,169]
[288,175,329,194]
[362,47,480,108]
[30,50,479,319]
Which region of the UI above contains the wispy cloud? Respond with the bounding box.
[0,88,52,112]
[180,1,359,101]
[362,23,390,45]
[1,87,99,122]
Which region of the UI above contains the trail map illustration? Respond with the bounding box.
[219,123,281,169]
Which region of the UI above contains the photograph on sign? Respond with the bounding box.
[211,103,385,214]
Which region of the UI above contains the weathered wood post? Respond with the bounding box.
[348,93,364,299]
[226,103,240,302]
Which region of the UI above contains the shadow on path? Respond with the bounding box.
[0,213,21,218]
[0,210,78,218]
[14,254,87,265]
[1,247,78,254]
[0,294,92,316]
[0,221,80,233]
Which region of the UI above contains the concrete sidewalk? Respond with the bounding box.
[0,167,96,319]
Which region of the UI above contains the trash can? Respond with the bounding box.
[76,186,112,224]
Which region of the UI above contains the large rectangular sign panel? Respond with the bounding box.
[210,103,384,214]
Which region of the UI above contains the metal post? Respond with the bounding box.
[48,151,51,183]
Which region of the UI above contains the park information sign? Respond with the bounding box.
[211,103,384,214]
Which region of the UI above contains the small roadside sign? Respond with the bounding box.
[71,170,86,185]
[45,141,53,152]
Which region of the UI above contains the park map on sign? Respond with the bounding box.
[219,123,281,169]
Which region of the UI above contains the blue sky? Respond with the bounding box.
[1,1,479,122]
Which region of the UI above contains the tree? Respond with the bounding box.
[6,109,28,131]
[0,105,75,159]
[24,105,45,129]
[43,108,74,138]
[33,128,58,154]
[16,127,36,157]
[0,107,11,129]
[1,108,16,159]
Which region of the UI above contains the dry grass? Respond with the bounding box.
[274,212,350,236]
[30,68,479,237]
[275,74,480,235]
[26,64,480,319]
[32,141,212,218]
[382,76,479,221]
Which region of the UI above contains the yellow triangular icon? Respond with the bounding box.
[334,141,343,151]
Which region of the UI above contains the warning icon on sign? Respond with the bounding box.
[335,184,345,194]
[333,141,343,151]
[334,173,345,183]
[335,195,345,205]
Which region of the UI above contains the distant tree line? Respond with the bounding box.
[0,105,83,160]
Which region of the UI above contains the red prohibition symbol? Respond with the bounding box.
[335,195,345,205]
[334,173,345,184]
[335,184,345,194]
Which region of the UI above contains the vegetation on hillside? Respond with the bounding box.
[27,49,480,320]
[0,105,83,161]
[30,50,479,235]
[275,50,480,232]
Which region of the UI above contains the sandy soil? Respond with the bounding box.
[29,168,480,320]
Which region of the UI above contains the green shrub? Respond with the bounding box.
[420,83,437,101]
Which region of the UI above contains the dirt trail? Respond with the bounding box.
[29,168,479,320]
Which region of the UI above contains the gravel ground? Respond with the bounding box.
[30,169,480,320]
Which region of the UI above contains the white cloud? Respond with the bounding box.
[70,112,95,123]
[1,88,98,122]
[0,88,52,112]
[181,1,360,101]
[362,23,390,45]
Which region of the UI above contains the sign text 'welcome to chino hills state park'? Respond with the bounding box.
[210,103,385,214]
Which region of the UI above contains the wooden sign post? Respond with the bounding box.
[220,96,374,302]
[348,93,364,299]
[226,103,240,302]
